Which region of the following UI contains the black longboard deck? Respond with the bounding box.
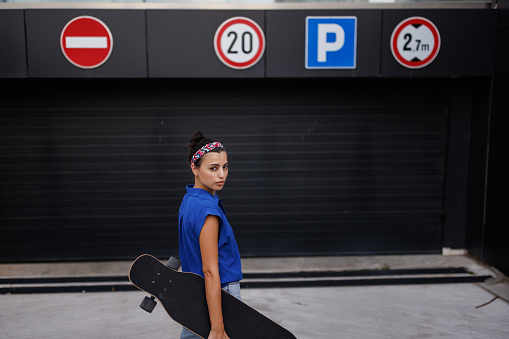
[129,254,296,339]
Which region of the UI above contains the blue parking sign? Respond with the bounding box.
[306,17,357,69]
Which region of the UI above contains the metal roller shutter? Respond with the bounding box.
[0,78,449,261]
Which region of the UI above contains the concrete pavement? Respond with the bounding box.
[1,254,508,338]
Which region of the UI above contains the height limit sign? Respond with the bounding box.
[390,17,440,69]
[214,17,265,70]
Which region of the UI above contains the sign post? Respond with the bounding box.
[390,17,440,69]
[214,17,265,70]
[60,16,113,69]
[306,17,357,69]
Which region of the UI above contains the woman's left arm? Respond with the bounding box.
[200,215,229,339]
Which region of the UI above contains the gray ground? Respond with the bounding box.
[1,254,508,338]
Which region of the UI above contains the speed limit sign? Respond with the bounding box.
[214,17,265,70]
[390,17,441,69]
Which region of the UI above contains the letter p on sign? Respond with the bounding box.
[317,24,345,62]
[306,17,357,69]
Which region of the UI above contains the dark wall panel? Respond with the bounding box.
[381,9,496,77]
[0,10,27,78]
[147,10,265,78]
[0,8,497,79]
[266,10,381,77]
[465,79,492,258]
[0,78,448,262]
[480,0,509,276]
[442,81,471,249]
[484,77,509,276]
[25,9,147,78]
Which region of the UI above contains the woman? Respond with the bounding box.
[179,131,243,339]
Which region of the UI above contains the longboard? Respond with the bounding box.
[128,254,296,339]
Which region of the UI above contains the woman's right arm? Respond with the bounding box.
[200,215,230,339]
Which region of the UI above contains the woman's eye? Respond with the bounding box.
[210,167,217,171]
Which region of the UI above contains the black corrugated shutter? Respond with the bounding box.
[0,79,449,261]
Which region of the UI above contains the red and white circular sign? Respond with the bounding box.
[390,17,440,69]
[214,17,265,70]
[60,16,113,69]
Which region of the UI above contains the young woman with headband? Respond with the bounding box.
[179,131,243,339]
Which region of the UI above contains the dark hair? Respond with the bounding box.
[187,131,225,167]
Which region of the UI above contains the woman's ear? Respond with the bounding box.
[191,164,199,176]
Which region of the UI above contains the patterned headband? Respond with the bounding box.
[191,142,226,165]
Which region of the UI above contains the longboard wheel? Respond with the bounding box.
[166,256,181,270]
[140,296,157,313]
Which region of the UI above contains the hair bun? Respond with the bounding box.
[188,131,205,149]
[187,131,223,164]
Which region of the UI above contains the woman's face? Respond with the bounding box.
[191,151,228,195]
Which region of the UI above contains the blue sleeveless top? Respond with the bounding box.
[178,185,243,286]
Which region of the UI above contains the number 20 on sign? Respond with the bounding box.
[214,17,265,70]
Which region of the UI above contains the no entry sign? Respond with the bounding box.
[60,16,113,69]
[390,17,440,69]
[214,17,265,70]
